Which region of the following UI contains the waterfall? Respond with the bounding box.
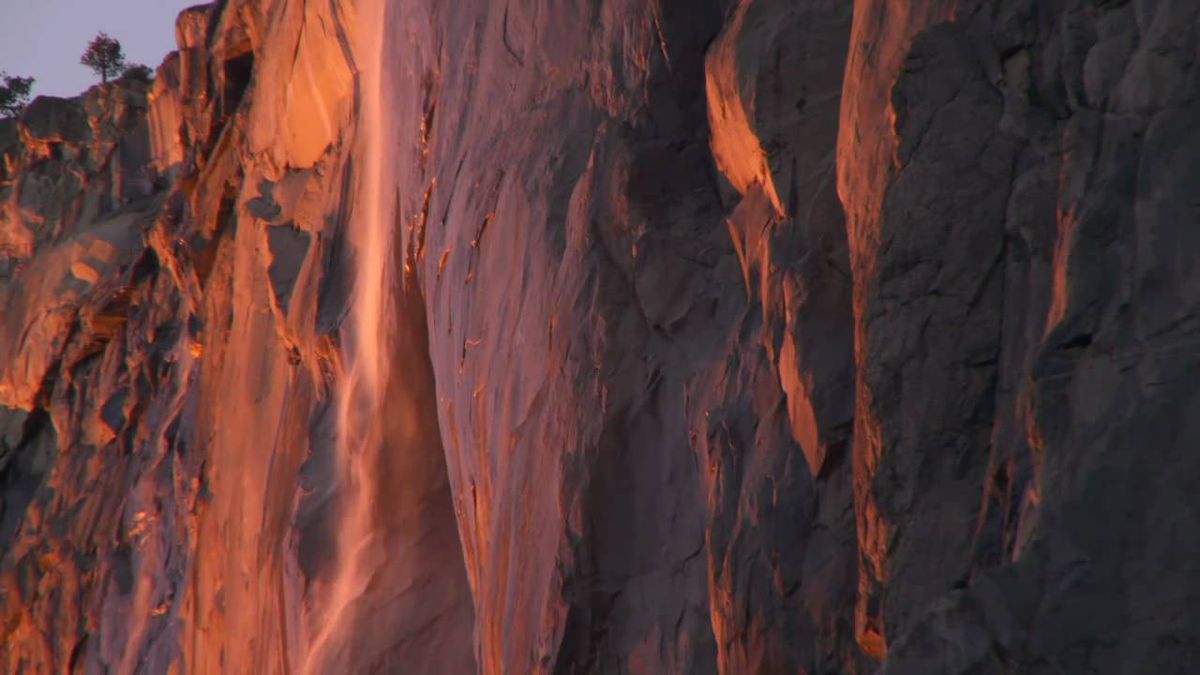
[302,0,395,669]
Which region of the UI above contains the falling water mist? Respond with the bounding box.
[300,0,477,671]
[302,0,395,669]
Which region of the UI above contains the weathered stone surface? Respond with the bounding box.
[840,0,1200,671]
[1,0,1198,673]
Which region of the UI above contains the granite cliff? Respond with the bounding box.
[1,0,1197,673]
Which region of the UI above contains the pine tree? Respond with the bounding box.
[0,73,34,117]
[81,32,127,84]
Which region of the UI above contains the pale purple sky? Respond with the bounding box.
[0,0,200,98]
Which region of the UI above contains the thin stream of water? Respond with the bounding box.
[302,0,393,670]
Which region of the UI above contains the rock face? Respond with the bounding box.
[841,2,1200,671]
[0,0,1197,673]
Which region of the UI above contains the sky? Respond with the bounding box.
[0,0,199,98]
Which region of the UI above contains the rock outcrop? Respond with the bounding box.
[0,0,1197,673]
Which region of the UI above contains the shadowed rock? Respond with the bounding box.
[266,221,309,315]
